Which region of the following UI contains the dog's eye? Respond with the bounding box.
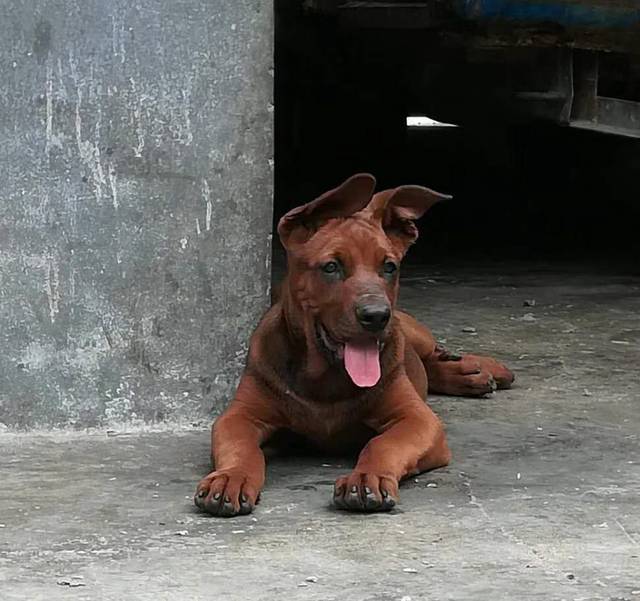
[383,261,398,275]
[321,261,339,275]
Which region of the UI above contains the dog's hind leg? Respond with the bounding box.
[397,310,514,397]
[426,347,514,396]
[396,310,438,358]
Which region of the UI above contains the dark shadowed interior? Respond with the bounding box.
[274,0,640,268]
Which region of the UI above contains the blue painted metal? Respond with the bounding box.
[456,1,640,29]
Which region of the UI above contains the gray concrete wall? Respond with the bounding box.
[0,1,274,429]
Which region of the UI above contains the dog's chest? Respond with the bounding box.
[281,384,375,448]
[274,352,380,448]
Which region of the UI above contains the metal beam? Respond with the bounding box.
[338,1,445,28]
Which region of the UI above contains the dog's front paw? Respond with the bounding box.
[333,471,398,512]
[194,469,260,517]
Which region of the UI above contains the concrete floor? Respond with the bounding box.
[1,264,639,601]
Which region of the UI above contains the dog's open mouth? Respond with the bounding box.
[316,323,383,388]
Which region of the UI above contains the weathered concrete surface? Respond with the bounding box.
[1,266,638,600]
[0,1,274,429]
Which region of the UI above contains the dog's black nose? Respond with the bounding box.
[356,303,391,332]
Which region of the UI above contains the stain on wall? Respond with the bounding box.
[0,1,274,429]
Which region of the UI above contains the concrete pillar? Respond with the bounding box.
[0,1,274,428]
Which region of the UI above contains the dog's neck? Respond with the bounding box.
[278,274,331,380]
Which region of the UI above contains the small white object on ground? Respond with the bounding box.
[57,577,85,588]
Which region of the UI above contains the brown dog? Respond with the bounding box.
[195,174,513,517]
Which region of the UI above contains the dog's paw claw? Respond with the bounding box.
[333,472,398,513]
[194,470,259,518]
[428,354,514,397]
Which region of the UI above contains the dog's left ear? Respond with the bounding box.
[278,173,377,249]
[367,185,451,254]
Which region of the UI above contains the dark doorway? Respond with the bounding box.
[274,0,640,269]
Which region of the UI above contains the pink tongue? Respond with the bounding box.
[344,340,381,388]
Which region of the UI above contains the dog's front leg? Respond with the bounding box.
[195,377,278,517]
[333,377,451,512]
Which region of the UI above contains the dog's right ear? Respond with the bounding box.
[277,173,377,249]
[367,185,451,255]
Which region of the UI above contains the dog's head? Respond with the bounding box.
[278,173,450,388]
